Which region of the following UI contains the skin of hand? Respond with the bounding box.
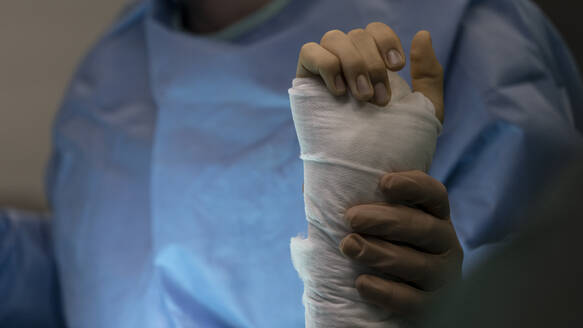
[296,22,444,122]
[297,23,462,317]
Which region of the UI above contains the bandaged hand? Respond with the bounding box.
[290,23,462,327]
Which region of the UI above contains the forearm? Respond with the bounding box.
[0,208,64,327]
[289,71,441,327]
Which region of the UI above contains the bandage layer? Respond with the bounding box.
[289,71,442,327]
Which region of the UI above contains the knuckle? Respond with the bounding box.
[382,247,398,271]
[344,207,359,229]
[377,206,398,228]
[369,239,396,266]
[366,21,388,32]
[412,170,449,201]
[369,61,386,71]
[442,246,462,270]
[375,34,394,47]
[366,22,398,44]
[399,205,416,232]
[368,62,387,80]
[416,215,437,248]
[356,275,389,301]
[320,56,341,73]
[380,173,394,190]
[385,206,408,237]
[344,56,367,74]
[434,182,450,211]
[339,50,361,65]
[355,275,369,292]
[421,214,438,238]
[419,255,433,282]
[299,42,317,54]
[436,180,447,194]
[347,28,366,38]
[410,169,426,178]
[320,29,344,44]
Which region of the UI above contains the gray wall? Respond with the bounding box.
[0,1,126,210]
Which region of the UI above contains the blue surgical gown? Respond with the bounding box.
[2,0,582,326]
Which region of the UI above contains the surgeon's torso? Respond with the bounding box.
[48,0,583,327]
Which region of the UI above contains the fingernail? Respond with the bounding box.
[374,82,388,105]
[387,49,402,68]
[335,75,346,92]
[380,173,400,191]
[356,74,372,96]
[340,235,363,258]
[355,275,377,296]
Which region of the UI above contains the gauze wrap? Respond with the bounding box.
[289,71,442,327]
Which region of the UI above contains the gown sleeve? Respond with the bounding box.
[428,0,583,272]
[0,209,65,327]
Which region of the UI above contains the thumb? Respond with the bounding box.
[410,30,444,123]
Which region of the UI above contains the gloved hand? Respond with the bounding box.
[340,170,463,317]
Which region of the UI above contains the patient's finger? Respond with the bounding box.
[410,31,444,123]
[348,28,391,106]
[297,42,346,96]
[365,22,406,71]
[320,30,374,102]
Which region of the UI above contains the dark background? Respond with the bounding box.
[533,0,582,74]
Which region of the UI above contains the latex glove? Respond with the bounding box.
[340,170,463,317]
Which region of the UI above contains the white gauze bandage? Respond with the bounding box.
[289,71,442,327]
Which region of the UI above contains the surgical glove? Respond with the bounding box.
[341,170,463,319]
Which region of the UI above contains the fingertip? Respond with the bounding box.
[380,173,420,203]
[324,75,346,96]
[414,30,431,42]
[355,274,371,292]
[365,22,406,70]
[354,74,374,101]
[386,49,406,71]
[334,74,347,95]
[339,233,364,259]
[379,172,397,191]
[355,274,383,299]
[410,30,434,61]
[344,206,358,228]
[330,86,346,97]
[373,81,391,106]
